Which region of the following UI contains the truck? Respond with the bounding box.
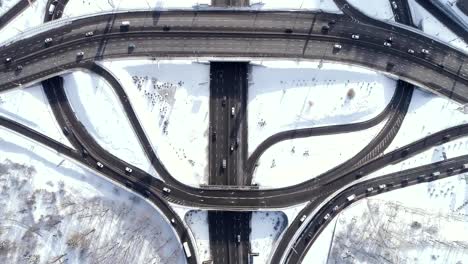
[183,242,192,258]
[222,159,227,169]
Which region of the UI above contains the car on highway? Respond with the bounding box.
[222,159,227,169]
[121,21,130,27]
[96,161,104,169]
[421,49,430,55]
[236,234,241,244]
[212,130,217,141]
[346,194,356,202]
[44,38,53,44]
[170,218,176,225]
[125,167,133,173]
[384,41,392,47]
[407,49,415,54]
[391,1,398,9]
[447,167,455,174]
[321,25,329,34]
[323,213,331,221]
[16,65,23,71]
[366,187,374,193]
[351,34,360,39]
[163,187,171,194]
[431,171,441,178]
[284,28,293,34]
[222,96,227,106]
[230,143,235,152]
[4,57,12,64]
[85,31,94,37]
[62,126,70,136]
[163,25,171,32]
[76,51,84,58]
[332,205,339,212]
[48,3,56,15]
[299,215,307,223]
[231,106,235,117]
[378,184,386,190]
[333,43,342,49]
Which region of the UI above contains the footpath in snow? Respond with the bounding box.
[0,83,73,148]
[0,126,186,264]
[99,59,210,186]
[63,70,157,177]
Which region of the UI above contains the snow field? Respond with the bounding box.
[0,0,48,43]
[385,88,468,154]
[249,0,340,12]
[250,211,287,264]
[248,60,396,155]
[0,83,73,148]
[370,135,468,179]
[348,0,395,21]
[0,126,186,264]
[408,0,468,53]
[252,121,386,188]
[62,71,157,177]
[0,0,21,17]
[62,0,211,18]
[184,210,211,262]
[99,59,210,186]
[302,218,337,264]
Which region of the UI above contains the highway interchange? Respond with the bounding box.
[0,0,467,263]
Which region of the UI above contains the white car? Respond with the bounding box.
[231,106,235,117]
[44,38,53,44]
[391,1,398,9]
[76,51,84,57]
[323,213,331,221]
[170,218,176,225]
[351,34,360,39]
[384,41,392,47]
[96,162,104,168]
[421,49,430,54]
[121,21,130,26]
[125,167,133,173]
[299,215,307,222]
[333,43,342,49]
[366,187,374,193]
[379,184,386,190]
[5,57,12,63]
[407,49,415,54]
[163,187,171,194]
[85,31,94,37]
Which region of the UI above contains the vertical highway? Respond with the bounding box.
[208,62,251,264]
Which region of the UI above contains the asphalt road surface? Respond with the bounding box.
[0,11,466,103]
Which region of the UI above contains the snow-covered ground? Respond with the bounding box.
[62,0,210,18]
[0,0,21,17]
[409,0,468,53]
[306,172,468,263]
[250,211,287,264]
[248,60,396,155]
[185,210,211,262]
[437,0,468,24]
[385,88,467,154]
[252,121,385,188]
[0,84,73,148]
[62,70,157,177]
[347,0,395,21]
[0,126,186,264]
[370,135,468,179]
[249,0,340,12]
[62,0,340,17]
[302,218,337,264]
[99,59,210,186]
[0,0,47,43]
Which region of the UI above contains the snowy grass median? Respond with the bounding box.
[99,59,210,186]
[0,83,73,148]
[0,126,186,264]
[248,60,396,155]
[63,71,157,177]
